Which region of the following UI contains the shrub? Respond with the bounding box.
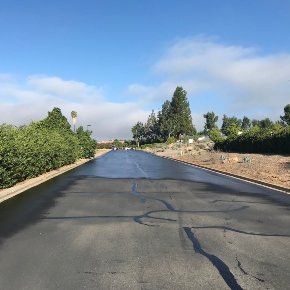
[214,125,290,154]
[166,136,176,145]
[0,108,96,189]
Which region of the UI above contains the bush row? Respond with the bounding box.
[214,126,290,154]
[0,109,96,189]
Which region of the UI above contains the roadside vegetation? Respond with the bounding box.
[208,105,290,154]
[132,86,290,155]
[0,107,96,189]
[97,139,135,150]
[131,86,196,147]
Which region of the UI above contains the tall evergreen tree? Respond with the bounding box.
[158,100,175,140]
[131,86,196,144]
[144,110,159,143]
[169,86,196,138]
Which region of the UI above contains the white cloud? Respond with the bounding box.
[0,75,149,140]
[191,113,205,132]
[128,80,209,104]
[127,82,177,102]
[27,75,103,102]
[129,37,290,128]
[1,37,290,137]
[0,73,14,82]
[153,37,256,77]
[67,103,148,140]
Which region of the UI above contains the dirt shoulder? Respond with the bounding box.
[146,143,290,191]
[0,149,110,203]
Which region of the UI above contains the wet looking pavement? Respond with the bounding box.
[0,150,290,289]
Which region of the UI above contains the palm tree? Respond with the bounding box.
[71,111,77,132]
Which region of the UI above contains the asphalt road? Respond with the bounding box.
[1,150,290,290]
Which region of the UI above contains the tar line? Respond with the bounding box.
[131,180,244,290]
[184,227,243,290]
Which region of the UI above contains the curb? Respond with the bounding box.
[0,149,110,204]
[147,151,290,194]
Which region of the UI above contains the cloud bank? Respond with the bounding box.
[129,37,290,129]
[1,36,290,138]
[0,75,148,140]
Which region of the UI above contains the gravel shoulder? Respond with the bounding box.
[147,144,290,191]
[0,149,110,203]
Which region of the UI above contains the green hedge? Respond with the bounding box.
[0,108,97,189]
[0,124,81,188]
[76,126,97,158]
[214,126,290,154]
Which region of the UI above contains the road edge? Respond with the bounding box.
[146,151,290,194]
[0,149,111,204]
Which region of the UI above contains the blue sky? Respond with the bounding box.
[1,0,290,140]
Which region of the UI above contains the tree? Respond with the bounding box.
[208,127,223,143]
[76,126,96,158]
[241,116,251,130]
[203,111,218,134]
[131,121,145,148]
[112,139,123,149]
[252,118,273,129]
[144,110,159,143]
[40,107,71,132]
[131,86,196,144]
[259,118,273,129]
[280,104,290,125]
[71,111,78,132]
[169,86,196,138]
[252,119,260,127]
[158,100,175,140]
[221,115,242,137]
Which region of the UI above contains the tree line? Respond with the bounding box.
[203,104,290,142]
[203,104,290,141]
[131,85,289,154]
[131,86,196,146]
[0,107,96,189]
[204,104,290,154]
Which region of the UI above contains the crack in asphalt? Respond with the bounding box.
[131,181,175,210]
[236,256,265,283]
[131,182,243,289]
[211,199,270,205]
[190,225,290,237]
[130,180,250,226]
[129,182,273,288]
[80,271,126,276]
[131,181,146,203]
[131,206,249,227]
[42,207,248,221]
[42,181,288,288]
[184,227,243,290]
[149,198,175,211]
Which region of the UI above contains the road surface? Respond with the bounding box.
[0,150,290,289]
